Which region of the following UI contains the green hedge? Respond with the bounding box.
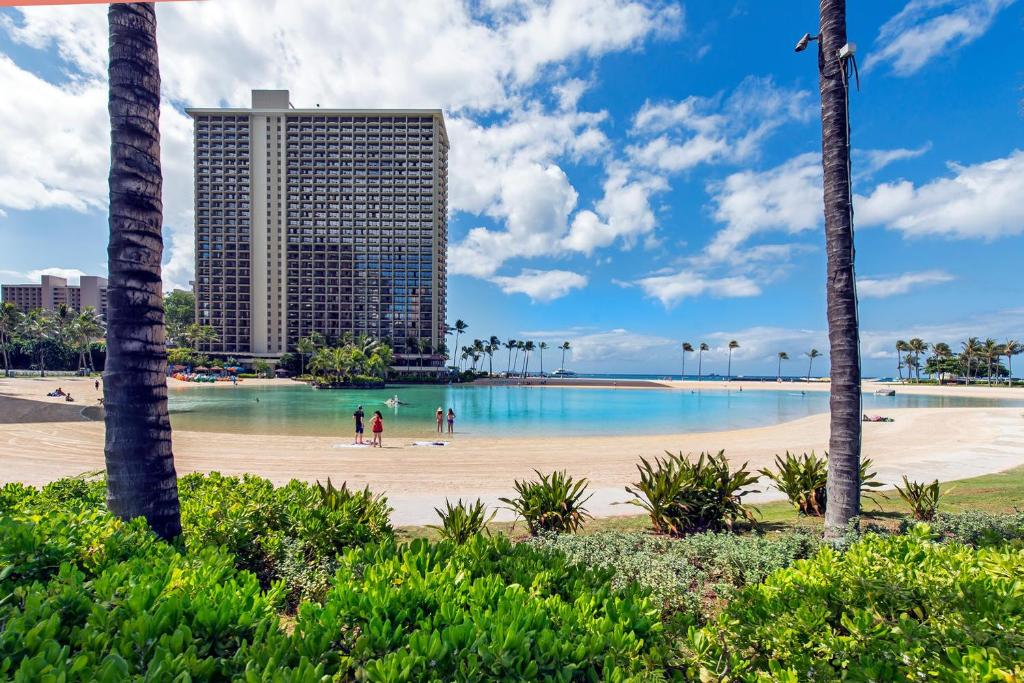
[0,477,669,681]
[682,526,1024,681]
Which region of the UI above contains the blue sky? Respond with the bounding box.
[0,0,1021,376]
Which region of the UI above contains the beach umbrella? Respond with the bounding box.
[194,366,210,372]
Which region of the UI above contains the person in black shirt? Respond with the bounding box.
[353,405,365,444]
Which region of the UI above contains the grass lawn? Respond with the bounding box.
[397,464,1024,541]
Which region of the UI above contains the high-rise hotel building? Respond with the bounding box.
[186,90,448,367]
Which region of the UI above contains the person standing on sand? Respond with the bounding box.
[353,405,365,444]
[94,379,100,391]
[447,408,455,434]
[436,407,444,433]
[371,410,384,447]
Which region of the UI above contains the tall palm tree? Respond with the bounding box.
[104,2,180,541]
[805,348,821,382]
[681,342,694,379]
[559,341,571,370]
[926,341,948,381]
[726,340,739,378]
[488,335,500,376]
[1004,339,1020,386]
[505,339,517,374]
[451,320,468,368]
[295,335,316,375]
[809,0,863,538]
[20,309,53,377]
[907,338,928,383]
[538,341,549,375]
[961,337,981,384]
[0,302,23,377]
[698,342,708,382]
[982,338,1000,386]
[515,340,526,375]
[895,339,908,382]
[73,307,106,371]
[523,340,535,377]
[777,351,789,381]
[472,339,485,372]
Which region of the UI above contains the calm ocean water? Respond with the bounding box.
[167,383,1023,438]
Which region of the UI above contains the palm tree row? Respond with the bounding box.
[679,341,823,382]
[446,321,571,378]
[905,337,1021,386]
[0,303,107,376]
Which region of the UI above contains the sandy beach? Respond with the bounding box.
[2,376,1023,524]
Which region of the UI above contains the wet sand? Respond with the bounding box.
[2,376,1023,524]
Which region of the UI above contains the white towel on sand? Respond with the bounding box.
[333,443,372,448]
[412,441,448,447]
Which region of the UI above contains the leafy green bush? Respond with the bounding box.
[528,531,818,625]
[624,450,759,535]
[682,526,1024,681]
[2,494,671,681]
[894,476,941,520]
[902,510,1024,546]
[285,536,666,680]
[759,451,886,516]
[427,498,497,543]
[758,451,828,515]
[0,507,289,681]
[500,469,592,535]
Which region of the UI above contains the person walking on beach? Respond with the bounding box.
[447,408,455,434]
[353,405,365,444]
[371,410,384,447]
[436,407,444,433]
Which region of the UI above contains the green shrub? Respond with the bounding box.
[427,498,497,543]
[903,510,1024,546]
[0,482,36,514]
[0,515,288,681]
[285,536,665,680]
[682,526,1024,681]
[625,450,759,535]
[528,531,818,625]
[759,451,886,516]
[894,476,941,520]
[500,470,592,535]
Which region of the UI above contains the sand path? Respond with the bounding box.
[2,377,1023,523]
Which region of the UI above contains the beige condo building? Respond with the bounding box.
[186,89,449,371]
[1,275,108,318]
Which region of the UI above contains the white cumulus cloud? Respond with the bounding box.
[864,0,1017,76]
[855,150,1024,239]
[489,268,588,302]
[858,270,955,299]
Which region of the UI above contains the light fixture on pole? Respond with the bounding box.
[794,32,819,52]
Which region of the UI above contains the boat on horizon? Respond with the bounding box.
[550,368,578,378]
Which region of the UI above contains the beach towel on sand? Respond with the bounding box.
[333,443,372,448]
[412,441,448,447]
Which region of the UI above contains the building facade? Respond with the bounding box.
[1,275,108,317]
[186,90,448,369]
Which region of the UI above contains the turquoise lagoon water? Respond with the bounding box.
[167,383,1023,438]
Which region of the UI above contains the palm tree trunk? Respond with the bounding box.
[560,347,566,369]
[508,348,514,374]
[698,351,703,382]
[103,3,181,541]
[777,357,782,381]
[896,350,903,381]
[727,349,732,378]
[539,349,543,375]
[817,0,862,540]
[681,353,685,380]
